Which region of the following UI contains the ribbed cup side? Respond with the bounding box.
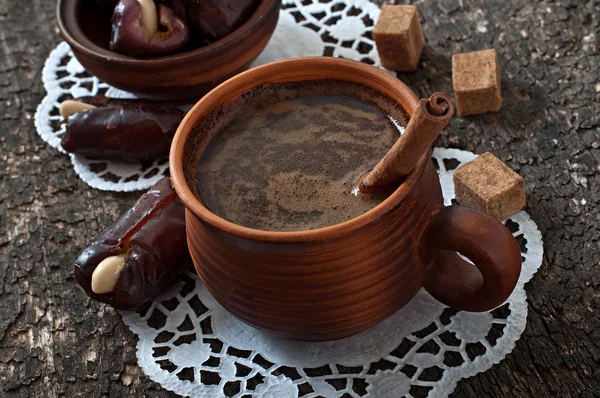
[188,161,443,340]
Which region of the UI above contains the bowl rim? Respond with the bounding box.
[170,57,428,243]
[56,0,281,67]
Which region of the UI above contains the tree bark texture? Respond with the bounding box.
[0,0,599,396]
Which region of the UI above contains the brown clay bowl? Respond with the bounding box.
[56,0,281,101]
[170,57,522,341]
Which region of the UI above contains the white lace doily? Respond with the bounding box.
[35,0,382,191]
[38,1,542,395]
[120,148,543,398]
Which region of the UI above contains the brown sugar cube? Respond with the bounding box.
[453,152,526,221]
[452,49,502,117]
[374,6,424,72]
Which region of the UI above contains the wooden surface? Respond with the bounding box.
[1,0,599,396]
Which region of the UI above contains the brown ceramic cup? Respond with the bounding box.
[170,57,522,341]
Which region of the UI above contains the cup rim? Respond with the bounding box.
[170,57,428,243]
[56,0,279,68]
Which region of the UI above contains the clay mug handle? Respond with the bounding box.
[420,206,522,311]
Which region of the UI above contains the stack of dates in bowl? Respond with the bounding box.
[57,0,281,100]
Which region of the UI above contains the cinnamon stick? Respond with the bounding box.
[359,92,454,193]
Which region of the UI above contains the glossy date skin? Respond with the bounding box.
[108,0,257,57]
[186,0,258,41]
[110,0,190,57]
[160,0,258,43]
[60,96,183,163]
[72,95,168,108]
[74,177,188,310]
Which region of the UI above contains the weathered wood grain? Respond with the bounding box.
[1,0,599,396]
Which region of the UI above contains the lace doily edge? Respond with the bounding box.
[69,154,167,192]
[42,41,72,92]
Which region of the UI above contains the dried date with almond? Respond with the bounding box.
[59,96,183,163]
[110,0,190,57]
[62,95,167,109]
[74,177,189,310]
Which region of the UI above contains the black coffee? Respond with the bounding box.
[187,80,408,232]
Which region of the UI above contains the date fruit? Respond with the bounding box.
[74,177,188,310]
[60,96,183,163]
[110,0,190,57]
[69,95,167,108]
[187,0,258,41]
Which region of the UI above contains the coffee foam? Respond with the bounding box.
[185,80,408,232]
